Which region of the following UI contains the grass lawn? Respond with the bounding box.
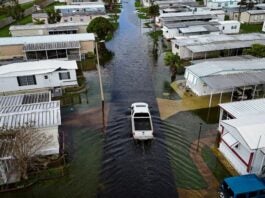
[191,107,220,124]
[240,23,263,33]
[201,146,231,182]
[44,2,66,11]
[21,2,34,10]
[0,15,32,37]
[0,14,7,21]
[16,15,32,25]
[163,121,208,189]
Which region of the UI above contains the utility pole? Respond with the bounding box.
[196,123,202,152]
[95,41,105,131]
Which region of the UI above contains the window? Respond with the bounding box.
[70,17,72,21]
[59,72,70,80]
[218,3,221,7]
[80,18,83,22]
[64,19,68,22]
[17,75,36,86]
[223,26,225,30]
[175,44,179,49]
[44,75,48,79]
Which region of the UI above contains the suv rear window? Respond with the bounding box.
[134,113,149,117]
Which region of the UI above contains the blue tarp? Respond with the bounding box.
[225,174,265,195]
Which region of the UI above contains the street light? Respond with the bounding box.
[95,38,105,130]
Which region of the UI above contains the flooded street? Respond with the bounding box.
[1,0,230,197]
[98,0,177,197]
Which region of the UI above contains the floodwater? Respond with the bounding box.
[1,0,230,197]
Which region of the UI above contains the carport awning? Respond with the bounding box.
[23,41,80,52]
[201,71,265,90]
[187,40,265,53]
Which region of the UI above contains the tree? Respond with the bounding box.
[237,0,255,21]
[6,0,24,20]
[87,17,115,41]
[148,5,159,30]
[164,52,183,81]
[148,5,159,19]
[46,8,61,24]
[1,123,53,180]
[244,44,265,57]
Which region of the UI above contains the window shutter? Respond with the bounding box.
[67,72,70,79]
[59,73,62,80]
[17,77,21,86]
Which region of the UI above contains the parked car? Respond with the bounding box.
[130,102,154,141]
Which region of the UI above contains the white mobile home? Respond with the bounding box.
[0,33,95,61]
[206,0,240,9]
[156,10,225,27]
[162,21,221,39]
[263,21,265,32]
[219,115,265,176]
[0,60,78,95]
[218,99,265,176]
[217,20,240,34]
[142,0,196,8]
[55,4,107,23]
[0,92,61,184]
[240,10,265,24]
[9,22,89,37]
[172,33,265,60]
[184,58,265,96]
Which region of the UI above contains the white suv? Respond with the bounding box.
[131,102,154,141]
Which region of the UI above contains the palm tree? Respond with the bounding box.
[148,4,159,31]
[164,52,182,82]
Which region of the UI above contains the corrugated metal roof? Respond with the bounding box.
[0,109,61,129]
[0,60,77,77]
[187,40,265,53]
[173,33,265,47]
[0,92,50,108]
[219,98,265,117]
[0,101,59,114]
[0,33,95,46]
[187,58,265,90]
[187,58,265,77]
[179,25,219,33]
[55,4,105,9]
[202,71,265,89]
[155,0,195,5]
[164,20,220,29]
[161,14,215,22]
[246,10,265,14]
[160,10,224,18]
[191,55,256,64]
[0,99,61,129]
[9,22,88,31]
[222,114,265,149]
